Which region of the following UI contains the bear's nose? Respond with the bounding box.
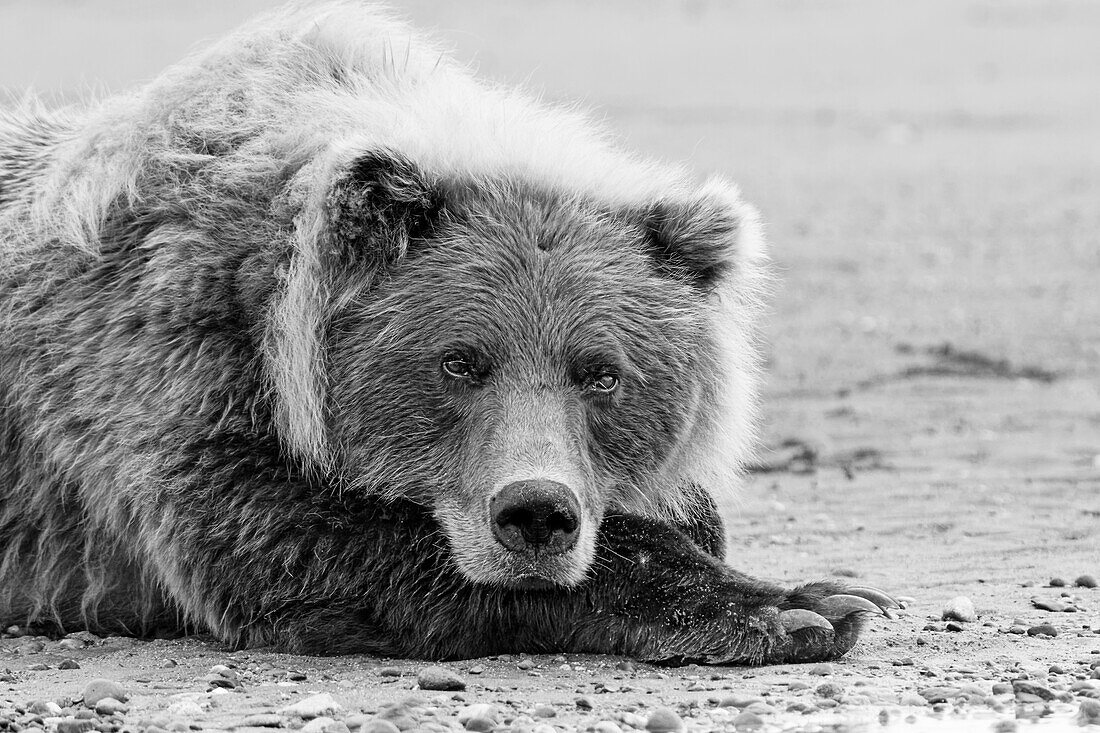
[490,480,580,555]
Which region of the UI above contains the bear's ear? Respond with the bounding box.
[325,149,443,272]
[642,181,752,290]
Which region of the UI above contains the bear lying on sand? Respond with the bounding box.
[0,2,897,661]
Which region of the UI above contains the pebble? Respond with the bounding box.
[787,680,810,691]
[379,667,402,677]
[81,679,129,708]
[731,711,764,729]
[94,697,127,715]
[593,723,623,733]
[941,596,976,622]
[357,720,400,733]
[1050,577,1066,587]
[1027,623,1059,637]
[280,693,345,719]
[457,704,496,725]
[517,658,536,670]
[1012,680,1055,701]
[644,707,684,732]
[918,686,961,703]
[467,665,484,675]
[575,696,595,710]
[718,694,762,708]
[815,682,843,700]
[56,719,95,733]
[58,659,80,670]
[1076,575,1098,589]
[1031,597,1069,612]
[945,621,965,632]
[1079,699,1100,725]
[463,717,494,733]
[416,666,466,691]
[301,717,350,733]
[992,683,1013,695]
[532,703,556,718]
[808,662,833,676]
[241,714,283,727]
[899,693,928,706]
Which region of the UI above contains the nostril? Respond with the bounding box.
[490,479,581,554]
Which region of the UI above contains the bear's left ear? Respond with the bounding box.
[642,178,760,291]
[324,149,443,273]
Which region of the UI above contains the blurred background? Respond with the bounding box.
[2,1,1098,594]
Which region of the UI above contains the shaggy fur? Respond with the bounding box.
[0,2,891,661]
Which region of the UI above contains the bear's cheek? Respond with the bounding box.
[586,377,696,479]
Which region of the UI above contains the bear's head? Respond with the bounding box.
[272,147,767,588]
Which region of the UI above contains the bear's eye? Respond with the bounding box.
[441,356,474,379]
[587,373,620,395]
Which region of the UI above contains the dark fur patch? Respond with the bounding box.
[326,150,443,272]
[643,198,742,290]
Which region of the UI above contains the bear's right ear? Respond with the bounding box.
[641,178,763,292]
[324,149,443,273]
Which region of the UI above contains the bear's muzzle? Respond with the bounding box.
[489,479,580,555]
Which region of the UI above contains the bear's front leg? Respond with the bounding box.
[253,500,896,663]
[563,514,898,665]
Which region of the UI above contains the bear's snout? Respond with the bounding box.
[490,480,580,555]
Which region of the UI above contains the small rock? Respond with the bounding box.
[787,701,817,714]
[1079,699,1100,725]
[1076,575,1098,589]
[457,704,496,724]
[379,667,402,677]
[532,703,556,718]
[56,719,95,733]
[1032,597,1069,612]
[809,662,833,676]
[615,660,636,672]
[240,714,283,727]
[161,659,178,668]
[1006,625,1027,634]
[82,679,129,708]
[593,723,623,733]
[718,695,762,708]
[1049,664,1066,674]
[416,666,466,691]
[517,658,536,670]
[899,693,928,706]
[644,707,684,732]
[992,683,1013,695]
[1027,623,1059,637]
[463,717,495,733]
[58,638,86,650]
[787,680,810,691]
[58,659,80,670]
[918,686,962,703]
[94,697,128,715]
[945,621,965,632]
[815,682,843,700]
[1050,577,1066,587]
[357,720,400,733]
[29,700,63,716]
[575,696,595,710]
[1012,680,1055,701]
[280,693,345,719]
[301,717,350,733]
[731,711,764,729]
[942,596,976,623]
[467,665,484,675]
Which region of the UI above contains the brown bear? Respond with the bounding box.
[0,2,897,662]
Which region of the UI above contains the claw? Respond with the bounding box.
[844,586,902,610]
[780,608,833,633]
[817,593,885,620]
